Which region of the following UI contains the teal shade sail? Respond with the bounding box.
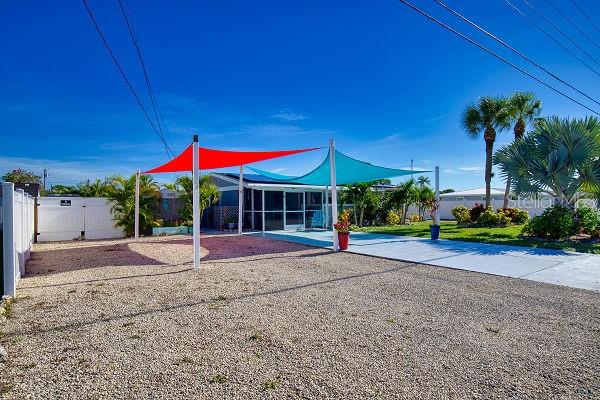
[248,150,429,185]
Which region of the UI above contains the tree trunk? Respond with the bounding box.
[504,117,526,208]
[359,208,364,227]
[484,127,496,209]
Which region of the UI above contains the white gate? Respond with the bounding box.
[37,197,124,242]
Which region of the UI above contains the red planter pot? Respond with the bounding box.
[338,232,350,250]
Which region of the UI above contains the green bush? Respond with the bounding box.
[451,205,471,225]
[386,211,400,225]
[497,207,529,225]
[575,205,599,236]
[523,205,576,239]
[477,207,511,227]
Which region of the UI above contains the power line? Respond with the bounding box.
[520,0,600,68]
[433,0,600,108]
[82,0,173,158]
[504,0,600,78]
[116,0,176,157]
[570,0,600,36]
[395,0,600,116]
[543,0,600,52]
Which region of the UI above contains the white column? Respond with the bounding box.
[192,135,201,272]
[329,139,339,251]
[435,166,440,225]
[2,183,16,297]
[261,190,266,232]
[134,169,140,241]
[324,185,329,228]
[238,165,244,234]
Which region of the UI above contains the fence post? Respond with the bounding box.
[2,183,16,297]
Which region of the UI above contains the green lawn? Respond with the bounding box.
[354,221,600,254]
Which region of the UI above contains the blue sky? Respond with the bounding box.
[2,0,600,190]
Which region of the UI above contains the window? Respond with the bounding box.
[253,190,262,211]
[265,212,284,230]
[265,191,283,211]
[285,192,303,211]
[306,192,322,210]
[243,189,252,210]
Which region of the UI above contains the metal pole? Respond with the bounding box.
[435,166,440,225]
[238,165,244,234]
[324,185,329,229]
[193,135,201,272]
[329,139,339,251]
[134,169,140,241]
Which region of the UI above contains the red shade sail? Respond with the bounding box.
[144,145,321,173]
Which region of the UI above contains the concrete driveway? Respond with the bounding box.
[252,230,600,292]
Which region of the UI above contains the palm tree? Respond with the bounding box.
[502,91,542,207]
[390,179,419,224]
[169,175,220,224]
[461,96,511,207]
[417,176,430,188]
[106,174,160,236]
[340,182,379,227]
[416,185,435,220]
[494,116,600,209]
[78,179,112,197]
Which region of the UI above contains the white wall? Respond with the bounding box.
[37,197,124,241]
[2,183,35,297]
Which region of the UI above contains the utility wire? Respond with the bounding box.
[433,0,600,108]
[543,0,600,52]
[504,0,600,78]
[117,0,176,157]
[570,0,600,36]
[395,0,600,116]
[82,0,173,158]
[520,0,600,68]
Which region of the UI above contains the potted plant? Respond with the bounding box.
[334,209,352,250]
[426,198,440,240]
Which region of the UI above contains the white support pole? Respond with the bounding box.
[324,185,329,229]
[329,139,339,251]
[261,190,266,232]
[238,165,244,235]
[435,166,440,225]
[2,182,16,297]
[134,169,140,241]
[192,134,201,272]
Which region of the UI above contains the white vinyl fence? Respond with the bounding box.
[37,197,124,241]
[2,183,35,297]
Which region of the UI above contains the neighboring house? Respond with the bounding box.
[207,172,335,231]
[14,183,40,198]
[439,187,507,202]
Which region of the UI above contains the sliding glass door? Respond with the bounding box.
[284,192,304,230]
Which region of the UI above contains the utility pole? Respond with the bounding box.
[43,169,48,191]
[410,158,414,172]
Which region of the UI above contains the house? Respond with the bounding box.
[440,187,506,202]
[207,172,335,231]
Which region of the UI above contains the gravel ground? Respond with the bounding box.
[0,234,599,399]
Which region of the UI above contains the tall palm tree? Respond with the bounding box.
[502,91,542,207]
[390,179,419,224]
[461,96,510,207]
[339,182,379,227]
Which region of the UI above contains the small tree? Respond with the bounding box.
[339,182,379,227]
[2,169,41,183]
[390,179,419,224]
[168,175,220,224]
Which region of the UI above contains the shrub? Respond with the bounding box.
[386,211,400,225]
[497,207,529,225]
[477,207,511,227]
[523,205,576,239]
[575,205,599,236]
[470,202,485,222]
[410,213,422,222]
[451,205,471,225]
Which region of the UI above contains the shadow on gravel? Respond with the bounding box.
[26,243,166,277]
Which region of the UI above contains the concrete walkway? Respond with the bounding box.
[251,230,600,292]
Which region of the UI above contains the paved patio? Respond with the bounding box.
[251,230,600,292]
